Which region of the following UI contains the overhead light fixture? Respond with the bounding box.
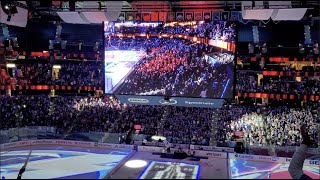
[1,1,18,16]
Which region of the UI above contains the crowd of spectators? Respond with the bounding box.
[111,104,163,135]
[0,95,119,134]
[0,95,210,145]
[163,106,213,145]
[236,72,320,95]
[217,105,319,147]
[0,61,103,87]
[54,62,103,86]
[1,95,318,148]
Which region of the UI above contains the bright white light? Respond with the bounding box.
[4,5,9,10]
[53,65,61,69]
[151,135,166,141]
[6,63,16,68]
[125,160,147,168]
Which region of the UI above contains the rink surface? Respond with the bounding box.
[1,145,319,179]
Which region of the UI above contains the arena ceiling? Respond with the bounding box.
[13,1,320,22]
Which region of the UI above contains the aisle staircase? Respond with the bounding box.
[210,109,220,146]
[158,105,170,136]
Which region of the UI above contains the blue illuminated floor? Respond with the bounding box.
[0,146,131,179]
[229,159,320,179]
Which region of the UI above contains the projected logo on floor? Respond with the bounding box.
[138,161,200,179]
[0,149,130,179]
[229,159,320,179]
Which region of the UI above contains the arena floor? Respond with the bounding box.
[1,145,319,179]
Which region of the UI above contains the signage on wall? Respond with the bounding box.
[115,95,224,108]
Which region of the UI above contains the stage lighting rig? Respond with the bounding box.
[1,1,18,21]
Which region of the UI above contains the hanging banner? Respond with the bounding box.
[194,12,203,21]
[126,12,134,21]
[176,12,184,21]
[220,11,230,21]
[118,12,125,22]
[151,12,159,21]
[231,11,240,21]
[135,12,142,21]
[167,12,175,21]
[159,12,167,21]
[185,12,194,21]
[203,12,211,21]
[143,12,151,22]
[212,11,220,21]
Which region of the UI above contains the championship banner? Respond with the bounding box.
[194,12,203,21]
[212,11,220,21]
[159,12,167,21]
[143,12,151,22]
[118,12,125,22]
[203,12,211,21]
[220,11,230,21]
[126,12,134,21]
[151,12,159,22]
[231,11,240,21]
[176,12,184,21]
[185,12,194,21]
[167,12,175,21]
[135,13,142,21]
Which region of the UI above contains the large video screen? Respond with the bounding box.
[104,21,236,99]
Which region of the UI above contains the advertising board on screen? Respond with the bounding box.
[103,20,236,106]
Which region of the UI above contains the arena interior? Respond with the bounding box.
[0,1,319,179]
